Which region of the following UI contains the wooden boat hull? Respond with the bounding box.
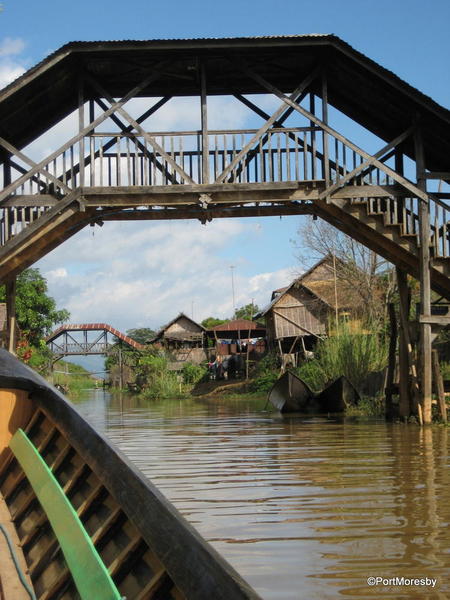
[267,371,314,413]
[316,376,360,412]
[0,349,262,600]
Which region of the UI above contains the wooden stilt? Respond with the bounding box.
[432,349,447,423]
[385,302,397,420]
[396,268,420,418]
[6,278,17,354]
[415,123,433,424]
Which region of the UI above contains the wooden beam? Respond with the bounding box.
[419,315,450,325]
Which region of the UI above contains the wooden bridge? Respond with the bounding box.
[46,323,146,359]
[1,34,450,422]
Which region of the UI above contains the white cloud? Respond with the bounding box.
[0,62,25,88]
[38,219,295,333]
[0,37,26,57]
[0,38,27,89]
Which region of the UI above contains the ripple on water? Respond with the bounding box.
[76,391,450,600]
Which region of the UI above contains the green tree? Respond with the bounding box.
[201,316,228,329]
[234,303,259,321]
[126,327,155,344]
[0,268,69,346]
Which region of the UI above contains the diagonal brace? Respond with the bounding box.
[240,63,432,204]
[214,66,320,184]
[66,96,172,186]
[0,137,71,195]
[86,74,195,185]
[318,127,414,200]
[94,97,177,185]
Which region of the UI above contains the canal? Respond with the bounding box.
[74,390,450,600]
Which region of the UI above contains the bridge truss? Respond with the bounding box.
[46,323,145,360]
[1,35,450,422]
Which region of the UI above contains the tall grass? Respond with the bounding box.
[297,321,388,393]
[52,361,97,397]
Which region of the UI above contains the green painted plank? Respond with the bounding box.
[10,428,121,600]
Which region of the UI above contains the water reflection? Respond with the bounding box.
[75,390,450,599]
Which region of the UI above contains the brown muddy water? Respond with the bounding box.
[74,390,450,599]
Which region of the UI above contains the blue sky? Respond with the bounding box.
[1,0,450,340]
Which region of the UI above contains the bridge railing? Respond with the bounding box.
[49,342,110,355]
[0,126,449,257]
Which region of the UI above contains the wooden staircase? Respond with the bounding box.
[312,190,450,301]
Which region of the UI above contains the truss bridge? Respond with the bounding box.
[46,323,145,359]
[1,34,450,422]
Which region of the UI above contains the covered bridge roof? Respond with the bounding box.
[1,34,450,171]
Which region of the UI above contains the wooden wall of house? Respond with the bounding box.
[165,316,203,338]
[170,347,208,364]
[272,286,328,339]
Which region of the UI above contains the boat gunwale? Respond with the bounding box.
[0,349,262,600]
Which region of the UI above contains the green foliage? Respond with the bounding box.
[201,316,228,328]
[294,360,326,392]
[182,362,207,384]
[296,322,388,393]
[234,303,260,321]
[439,362,450,380]
[136,350,180,399]
[0,268,69,346]
[53,361,96,398]
[250,371,279,393]
[126,328,155,344]
[249,352,280,392]
[345,396,385,416]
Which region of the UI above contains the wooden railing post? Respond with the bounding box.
[78,74,85,188]
[200,63,209,184]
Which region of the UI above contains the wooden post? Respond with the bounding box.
[432,349,447,422]
[6,277,17,354]
[396,268,420,418]
[200,63,209,184]
[385,302,397,420]
[78,75,85,188]
[415,123,432,424]
[321,70,330,188]
[118,342,123,389]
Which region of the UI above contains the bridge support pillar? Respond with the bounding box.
[5,278,17,354]
[396,268,418,419]
[415,125,432,425]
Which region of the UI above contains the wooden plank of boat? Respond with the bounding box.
[0,349,262,600]
[267,370,314,413]
[315,376,360,413]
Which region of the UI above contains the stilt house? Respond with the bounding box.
[148,313,207,365]
[257,256,360,358]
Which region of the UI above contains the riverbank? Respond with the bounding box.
[50,361,99,397]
